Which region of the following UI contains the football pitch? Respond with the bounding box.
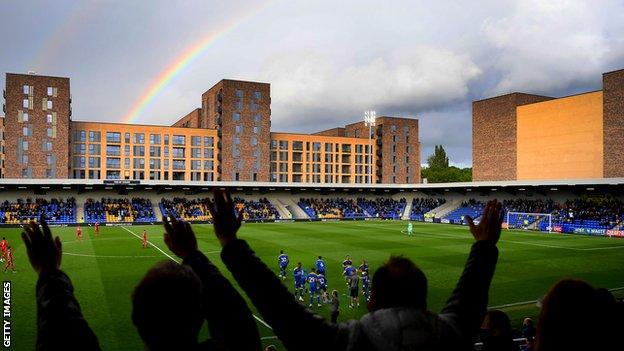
[2,220,624,350]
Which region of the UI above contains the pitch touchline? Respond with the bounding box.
[64,252,161,258]
[120,226,274,332]
[489,286,624,309]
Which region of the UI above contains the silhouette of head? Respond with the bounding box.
[535,279,615,351]
[132,261,202,350]
[369,256,426,311]
[480,310,513,351]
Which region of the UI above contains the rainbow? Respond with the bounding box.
[124,1,276,124]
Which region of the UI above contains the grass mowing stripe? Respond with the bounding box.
[121,226,274,332]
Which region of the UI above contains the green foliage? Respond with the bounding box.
[422,145,472,182]
[427,145,449,169]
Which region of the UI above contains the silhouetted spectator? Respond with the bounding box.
[208,190,504,351]
[521,317,536,340]
[21,220,101,350]
[480,310,519,351]
[535,279,619,351]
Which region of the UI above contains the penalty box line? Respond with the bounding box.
[120,226,274,331]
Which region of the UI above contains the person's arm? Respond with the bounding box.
[22,220,101,350]
[439,200,502,341]
[209,190,350,350]
[163,216,261,351]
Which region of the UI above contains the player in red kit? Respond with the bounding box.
[76,226,83,241]
[141,230,148,248]
[94,222,100,236]
[0,237,7,262]
[4,246,15,273]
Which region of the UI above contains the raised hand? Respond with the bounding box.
[206,189,243,247]
[163,215,198,260]
[21,219,62,274]
[466,200,504,244]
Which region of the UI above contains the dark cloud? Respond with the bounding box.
[1,0,622,167]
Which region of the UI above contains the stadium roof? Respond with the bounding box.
[0,178,623,194]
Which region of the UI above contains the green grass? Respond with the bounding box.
[3,220,624,350]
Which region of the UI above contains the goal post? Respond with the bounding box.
[506,212,552,232]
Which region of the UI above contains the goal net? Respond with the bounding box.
[506,212,552,232]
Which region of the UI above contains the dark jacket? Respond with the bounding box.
[221,239,498,351]
[36,269,101,350]
[183,250,262,351]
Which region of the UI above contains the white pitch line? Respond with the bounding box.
[121,226,179,263]
[121,226,274,332]
[489,286,624,310]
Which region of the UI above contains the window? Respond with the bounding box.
[133,158,145,169]
[89,131,101,142]
[125,133,131,143]
[93,144,106,157]
[23,126,30,136]
[106,171,121,179]
[73,143,86,155]
[134,133,145,144]
[191,148,201,158]
[254,114,261,123]
[43,141,53,152]
[204,160,214,170]
[164,134,169,145]
[172,147,185,158]
[47,169,54,178]
[125,145,130,156]
[22,112,29,122]
[235,125,243,134]
[191,136,201,146]
[233,137,240,145]
[391,124,397,132]
[106,157,121,168]
[236,89,244,98]
[88,157,100,168]
[232,112,240,122]
[106,132,121,143]
[47,114,53,123]
[47,100,53,109]
[164,147,169,157]
[279,140,288,149]
[23,85,29,94]
[253,91,261,100]
[204,137,214,147]
[23,99,29,109]
[191,160,201,170]
[149,146,161,157]
[125,158,131,168]
[204,148,214,158]
[172,135,185,145]
[149,158,161,169]
[22,140,28,151]
[106,145,121,156]
[253,126,260,134]
[73,156,85,168]
[21,154,28,165]
[233,147,240,158]
[133,146,145,156]
[47,87,54,96]
[251,138,258,146]
[173,160,185,170]
[74,130,86,142]
[150,134,161,145]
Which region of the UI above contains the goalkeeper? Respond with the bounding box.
[407,222,413,236]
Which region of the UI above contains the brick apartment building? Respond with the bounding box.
[473,69,624,181]
[2,72,421,184]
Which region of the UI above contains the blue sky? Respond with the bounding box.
[1,0,622,167]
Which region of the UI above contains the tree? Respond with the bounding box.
[427,145,449,169]
[421,145,472,183]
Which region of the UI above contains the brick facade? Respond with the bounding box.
[0,116,4,178]
[313,127,346,137]
[172,108,201,128]
[472,93,552,181]
[603,69,624,178]
[345,116,421,184]
[202,80,271,181]
[4,73,71,178]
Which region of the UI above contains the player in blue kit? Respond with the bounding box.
[358,259,368,274]
[343,262,355,286]
[361,270,370,302]
[315,256,326,275]
[342,255,352,269]
[317,271,328,303]
[307,268,321,307]
[278,250,289,280]
[293,262,304,301]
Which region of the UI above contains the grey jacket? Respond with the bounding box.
[222,239,498,351]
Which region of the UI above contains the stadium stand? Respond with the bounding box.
[357,197,406,219]
[84,198,156,223]
[298,198,366,219]
[442,199,485,224]
[233,197,281,220]
[503,199,557,229]
[410,198,446,221]
[546,198,624,233]
[160,197,213,221]
[0,198,76,224]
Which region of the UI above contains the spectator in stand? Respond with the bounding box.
[521,317,536,340]
[480,310,519,351]
[208,189,504,351]
[534,279,619,351]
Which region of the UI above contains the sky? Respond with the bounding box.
[1,0,623,167]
